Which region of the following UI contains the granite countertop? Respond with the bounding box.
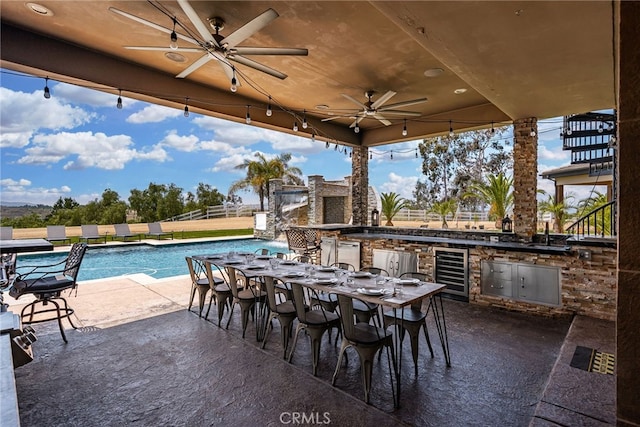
[338,231,573,254]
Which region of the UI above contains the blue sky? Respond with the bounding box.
[0,69,588,207]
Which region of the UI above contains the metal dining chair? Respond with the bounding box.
[332,293,396,405]
[225,266,267,338]
[203,261,236,327]
[288,281,341,376]
[261,277,298,358]
[185,256,211,318]
[382,272,434,375]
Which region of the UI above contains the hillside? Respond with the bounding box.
[0,205,52,219]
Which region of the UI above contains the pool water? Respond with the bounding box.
[16,239,289,281]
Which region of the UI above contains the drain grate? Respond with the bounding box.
[570,345,615,375]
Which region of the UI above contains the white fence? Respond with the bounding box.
[166,204,260,222]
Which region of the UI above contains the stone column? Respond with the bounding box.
[267,179,283,240]
[512,117,538,239]
[616,1,640,424]
[351,145,369,225]
[307,175,323,225]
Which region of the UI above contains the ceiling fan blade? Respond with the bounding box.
[229,55,287,79]
[177,0,218,46]
[221,8,279,48]
[176,53,214,78]
[379,97,428,111]
[349,116,366,128]
[371,90,397,109]
[109,7,200,45]
[377,110,422,117]
[322,116,349,122]
[341,94,367,109]
[373,114,393,126]
[124,46,204,53]
[230,47,308,56]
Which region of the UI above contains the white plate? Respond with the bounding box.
[283,272,305,278]
[225,260,243,265]
[280,261,297,266]
[352,272,372,278]
[398,278,420,285]
[256,256,272,260]
[246,265,266,270]
[317,267,336,273]
[356,287,385,296]
[313,278,338,285]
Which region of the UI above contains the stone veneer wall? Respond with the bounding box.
[513,117,538,239]
[351,146,369,226]
[348,233,617,321]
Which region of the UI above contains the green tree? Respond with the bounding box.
[416,127,512,208]
[430,198,458,228]
[575,191,612,235]
[538,190,576,233]
[380,192,408,226]
[229,152,303,211]
[195,182,224,211]
[129,183,184,222]
[464,173,513,226]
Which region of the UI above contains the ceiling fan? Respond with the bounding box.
[320,90,427,128]
[109,0,308,87]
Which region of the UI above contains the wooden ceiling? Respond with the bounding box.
[0,1,616,147]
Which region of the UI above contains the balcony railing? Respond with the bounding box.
[566,201,616,239]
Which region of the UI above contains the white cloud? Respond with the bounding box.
[0,177,72,205]
[0,87,95,148]
[378,172,418,199]
[538,144,570,162]
[16,131,170,170]
[126,104,182,123]
[160,130,200,152]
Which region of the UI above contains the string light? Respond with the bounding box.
[183,97,189,117]
[370,152,373,160]
[311,131,316,143]
[302,110,308,129]
[390,150,394,160]
[116,89,123,109]
[266,96,273,117]
[245,105,251,124]
[43,77,51,99]
[449,120,454,137]
[415,148,418,158]
[170,18,178,50]
[334,144,338,151]
[354,124,360,133]
[402,119,408,136]
[230,67,238,92]
[325,141,330,149]
[598,124,604,133]
[293,121,298,132]
[490,121,495,134]
[530,126,536,137]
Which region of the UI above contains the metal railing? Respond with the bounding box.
[566,201,616,239]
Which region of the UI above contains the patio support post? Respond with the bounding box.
[351,145,369,226]
[616,1,640,424]
[512,117,538,239]
[267,178,283,240]
[308,175,323,226]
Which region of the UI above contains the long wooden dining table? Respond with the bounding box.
[194,251,452,407]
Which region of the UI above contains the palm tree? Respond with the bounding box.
[380,192,408,226]
[465,173,513,227]
[576,191,612,235]
[430,198,458,228]
[538,190,576,233]
[229,153,303,211]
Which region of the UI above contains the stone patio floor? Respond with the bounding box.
[6,272,615,426]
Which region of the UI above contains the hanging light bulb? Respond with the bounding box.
[183,98,189,117]
[116,89,123,109]
[334,144,338,151]
[230,68,237,92]
[354,124,360,133]
[43,77,51,99]
[245,105,251,124]
[311,132,316,143]
[490,121,495,134]
[449,120,454,137]
[293,121,298,132]
[390,150,394,160]
[598,124,604,133]
[566,127,572,136]
[325,141,330,149]
[170,18,178,50]
[349,150,352,158]
[369,152,373,160]
[402,119,408,136]
[266,96,273,117]
[530,126,536,137]
[415,149,418,158]
[344,147,348,156]
[302,110,308,129]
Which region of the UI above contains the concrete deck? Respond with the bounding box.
[5,273,615,426]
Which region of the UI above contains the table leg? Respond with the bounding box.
[429,294,451,367]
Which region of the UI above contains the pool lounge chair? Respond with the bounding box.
[145,222,173,240]
[113,224,141,242]
[46,225,70,245]
[1,226,13,240]
[79,225,107,244]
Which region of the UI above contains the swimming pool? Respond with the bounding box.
[16,239,289,281]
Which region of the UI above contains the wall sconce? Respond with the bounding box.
[371,208,380,227]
